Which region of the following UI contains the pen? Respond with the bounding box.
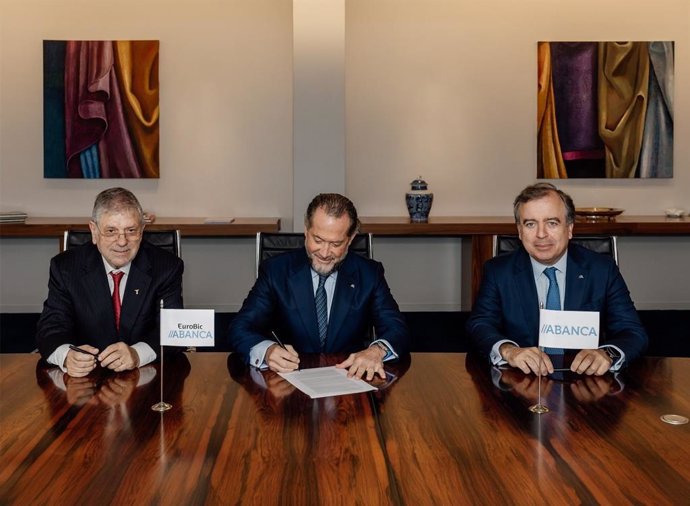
[271,331,300,371]
[69,344,99,358]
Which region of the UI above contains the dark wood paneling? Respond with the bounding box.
[360,215,690,236]
[0,217,281,238]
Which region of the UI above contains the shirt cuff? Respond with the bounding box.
[600,344,626,372]
[132,342,156,367]
[370,339,398,362]
[47,343,71,373]
[490,339,518,366]
[138,365,158,386]
[249,340,274,370]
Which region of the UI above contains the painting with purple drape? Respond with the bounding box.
[537,41,674,179]
[43,40,159,178]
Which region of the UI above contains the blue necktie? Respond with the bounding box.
[315,274,329,349]
[543,267,563,355]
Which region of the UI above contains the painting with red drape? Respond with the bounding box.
[43,40,159,178]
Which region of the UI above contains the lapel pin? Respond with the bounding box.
[578,275,584,279]
[350,284,355,288]
[134,289,140,295]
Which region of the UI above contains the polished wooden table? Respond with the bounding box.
[1,353,689,504]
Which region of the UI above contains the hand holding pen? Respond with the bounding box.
[65,344,100,378]
[264,331,300,372]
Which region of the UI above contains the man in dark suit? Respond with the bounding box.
[467,183,647,376]
[230,193,409,380]
[37,188,183,378]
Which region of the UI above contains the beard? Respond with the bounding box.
[307,249,348,276]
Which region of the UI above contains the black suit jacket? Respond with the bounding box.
[36,242,184,359]
[466,243,648,363]
[229,249,410,359]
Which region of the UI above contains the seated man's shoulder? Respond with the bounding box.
[485,247,524,272]
[351,252,381,271]
[138,242,183,268]
[263,248,303,270]
[53,242,97,267]
[569,242,616,267]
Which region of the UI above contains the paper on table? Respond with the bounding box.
[278,366,377,399]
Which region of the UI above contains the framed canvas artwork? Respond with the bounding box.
[43,40,160,178]
[538,41,673,179]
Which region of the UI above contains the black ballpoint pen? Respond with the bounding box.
[271,331,300,371]
[69,344,99,358]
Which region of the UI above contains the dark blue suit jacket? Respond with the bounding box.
[36,242,184,359]
[466,243,648,363]
[229,249,410,359]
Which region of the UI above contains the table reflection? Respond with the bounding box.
[227,352,411,405]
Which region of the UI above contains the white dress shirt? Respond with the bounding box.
[490,251,625,371]
[46,257,156,371]
[249,268,397,369]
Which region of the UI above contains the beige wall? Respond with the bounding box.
[0,0,293,220]
[346,0,690,216]
[1,0,689,312]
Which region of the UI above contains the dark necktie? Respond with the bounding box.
[315,274,329,349]
[543,267,563,355]
[110,271,124,332]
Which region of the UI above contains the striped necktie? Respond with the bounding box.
[315,274,329,349]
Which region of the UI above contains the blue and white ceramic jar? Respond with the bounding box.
[406,176,433,223]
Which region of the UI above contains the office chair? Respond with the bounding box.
[493,235,618,264]
[255,232,373,278]
[63,229,182,258]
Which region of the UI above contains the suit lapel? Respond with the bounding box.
[119,247,152,339]
[564,245,588,310]
[327,256,358,350]
[81,245,117,338]
[288,252,321,349]
[512,248,540,342]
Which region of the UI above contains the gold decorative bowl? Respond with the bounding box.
[575,207,624,221]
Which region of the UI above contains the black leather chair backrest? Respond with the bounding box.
[493,235,618,264]
[63,229,182,258]
[256,232,372,277]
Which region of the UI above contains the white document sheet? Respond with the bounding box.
[278,366,377,399]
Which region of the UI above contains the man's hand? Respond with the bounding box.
[500,343,554,376]
[99,342,140,372]
[64,344,99,377]
[570,349,612,376]
[265,344,300,372]
[98,370,139,406]
[265,373,297,400]
[336,345,386,380]
[64,375,98,405]
[570,375,614,402]
[499,368,554,401]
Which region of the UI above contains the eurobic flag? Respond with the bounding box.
[160,308,215,347]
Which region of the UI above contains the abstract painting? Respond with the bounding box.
[43,40,160,178]
[538,41,673,178]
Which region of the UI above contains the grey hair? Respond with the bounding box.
[91,187,144,224]
[513,183,575,224]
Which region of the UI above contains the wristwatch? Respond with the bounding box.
[603,346,621,363]
[374,341,389,357]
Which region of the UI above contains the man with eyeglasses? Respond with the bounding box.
[37,188,184,377]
